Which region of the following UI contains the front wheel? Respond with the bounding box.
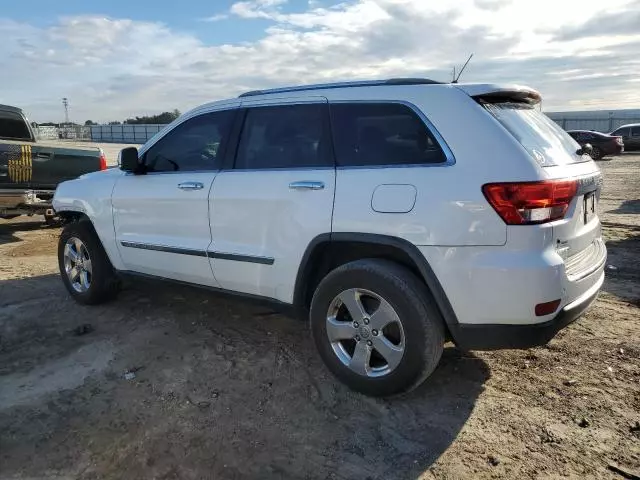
[58,221,120,305]
[590,146,603,160]
[310,259,445,397]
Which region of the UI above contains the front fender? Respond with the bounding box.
[53,170,125,270]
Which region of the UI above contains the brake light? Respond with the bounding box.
[99,151,107,171]
[613,136,623,146]
[482,180,578,225]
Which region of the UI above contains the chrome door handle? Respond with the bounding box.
[178,182,204,190]
[289,181,325,190]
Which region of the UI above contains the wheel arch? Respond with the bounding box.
[56,208,125,271]
[57,210,91,224]
[293,233,460,336]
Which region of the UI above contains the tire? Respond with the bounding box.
[58,220,120,305]
[44,214,60,227]
[590,146,603,160]
[310,259,445,397]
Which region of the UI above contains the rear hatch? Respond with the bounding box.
[463,85,604,280]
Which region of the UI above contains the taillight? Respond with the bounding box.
[99,151,107,170]
[482,180,578,225]
[614,136,623,145]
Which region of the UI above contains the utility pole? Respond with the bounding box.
[62,98,69,125]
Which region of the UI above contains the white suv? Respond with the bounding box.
[53,79,606,396]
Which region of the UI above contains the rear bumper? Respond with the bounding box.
[0,189,54,213]
[604,144,623,156]
[451,271,603,350]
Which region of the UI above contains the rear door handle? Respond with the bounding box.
[178,181,204,190]
[289,181,325,190]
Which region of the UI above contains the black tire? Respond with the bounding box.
[44,214,60,227]
[590,146,603,160]
[58,220,120,305]
[310,259,445,397]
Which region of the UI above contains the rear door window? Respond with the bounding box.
[631,126,640,137]
[576,132,594,142]
[234,104,331,169]
[483,103,588,166]
[330,103,446,167]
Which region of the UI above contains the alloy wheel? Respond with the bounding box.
[63,236,92,293]
[325,288,405,377]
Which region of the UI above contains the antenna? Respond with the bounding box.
[452,54,473,84]
[452,66,456,83]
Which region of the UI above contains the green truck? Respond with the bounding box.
[0,104,106,222]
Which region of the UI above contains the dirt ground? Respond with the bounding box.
[1,155,639,480]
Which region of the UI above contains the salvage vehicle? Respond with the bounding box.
[0,104,106,221]
[53,79,606,396]
[566,130,623,160]
[609,124,640,151]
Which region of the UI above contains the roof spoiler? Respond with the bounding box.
[455,84,542,105]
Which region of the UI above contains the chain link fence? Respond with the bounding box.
[90,124,166,144]
[34,124,164,143]
[34,112,640,143]
[35,125,92,141]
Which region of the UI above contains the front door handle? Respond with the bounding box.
[289,181,325,190]
[178,181,204,191]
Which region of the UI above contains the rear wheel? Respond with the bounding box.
[310,259,445,397]
[590,146,603,160]
[58,221,120,305]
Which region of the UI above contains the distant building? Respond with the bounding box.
[547,109,640,132]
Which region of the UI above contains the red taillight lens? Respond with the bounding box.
[482,180,578,225]
[99,151,107,170]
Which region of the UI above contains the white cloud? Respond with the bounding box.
[1,0,639,122]
[201,14,229,22]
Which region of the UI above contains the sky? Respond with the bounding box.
[1,0,639,123]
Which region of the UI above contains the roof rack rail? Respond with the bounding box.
[238,78,442,98]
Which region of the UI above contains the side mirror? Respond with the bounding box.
[119,147,142,173]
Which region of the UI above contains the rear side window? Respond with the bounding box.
[235,104,331,169]
[612,127,630,137]
[0,111,31,141]
[330,103,446,167]
[144,110,234,172]
[575,132,594,141]
[483,103,588,166]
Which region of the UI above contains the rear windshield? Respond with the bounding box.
[483,103,588,166]
[0,110,32,141]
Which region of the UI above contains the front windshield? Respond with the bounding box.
[483,103,589,166]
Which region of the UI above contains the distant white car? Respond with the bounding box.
[53,79,606,396]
